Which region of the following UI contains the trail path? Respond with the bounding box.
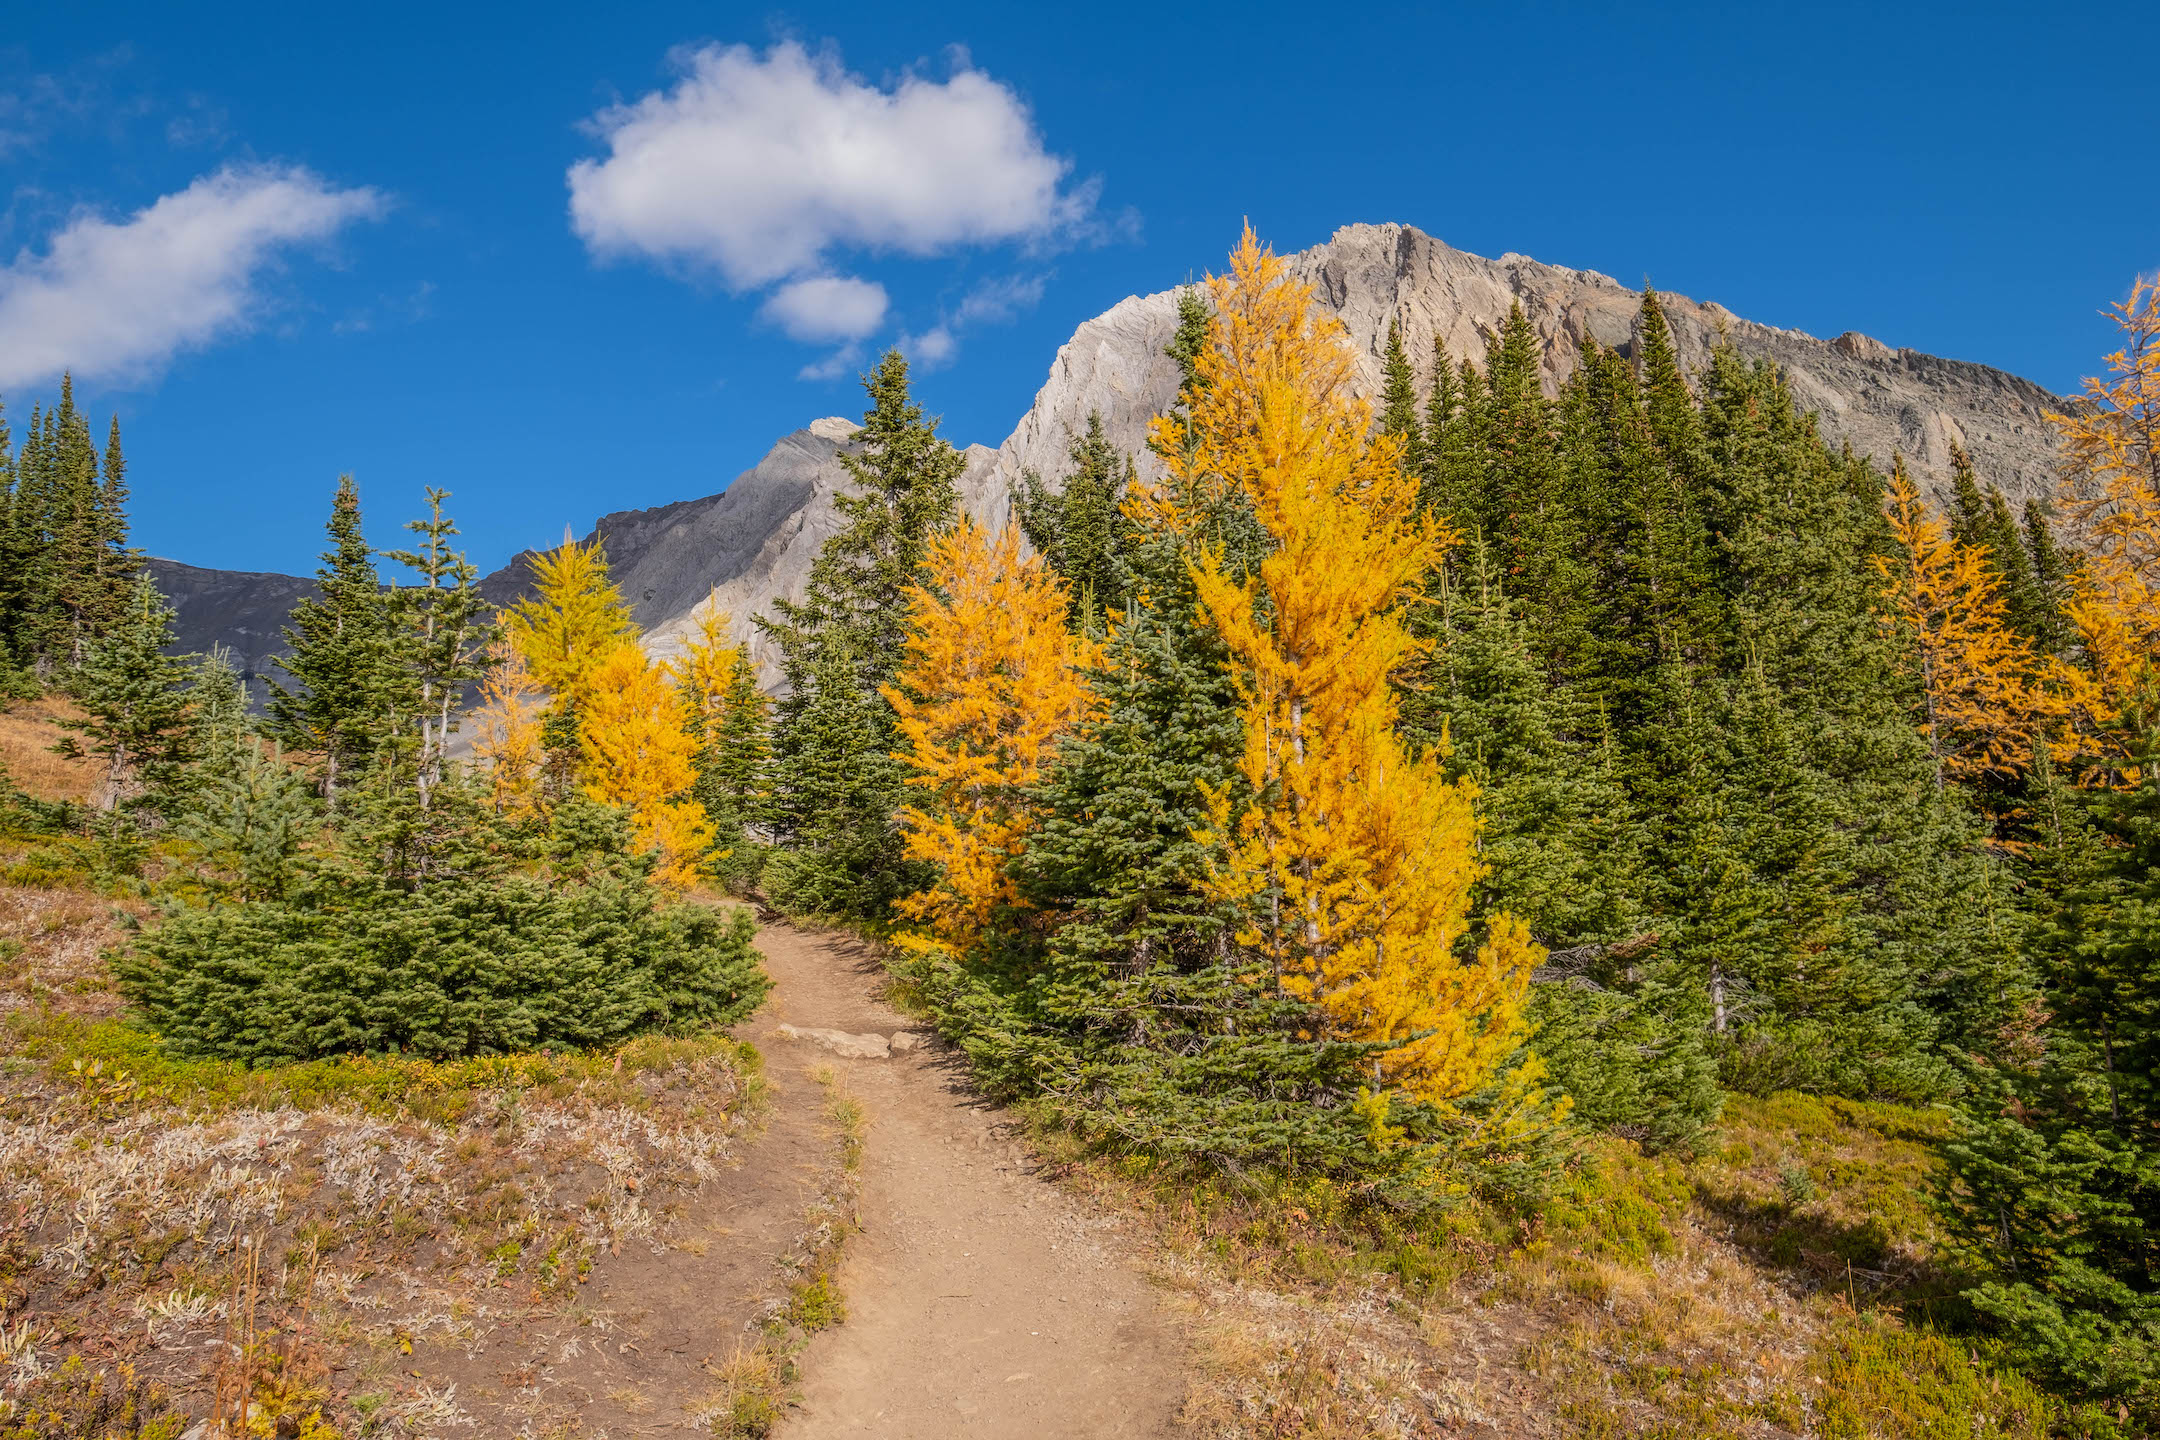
[755,921,1189,1439]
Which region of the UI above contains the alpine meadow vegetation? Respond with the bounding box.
[7,234,2160,1435]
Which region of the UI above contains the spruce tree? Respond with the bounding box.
[270,476,396,811]
[1942,753,2160,1417]
[56,574,196,818]
[2022,497,2079,655]
[759,350,962,916]
[690,655,773,891]
[382,488,491,810]
[0,396,23,682]
[1012,411,1137,629]
[1419,335,1470,515]
[1379,317,1425,475]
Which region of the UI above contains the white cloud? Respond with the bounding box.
[0,165,385,389]
[759,273,889,341]
[797,343,863,382]
[953,272,1045,327]
[567,40,1098,367]
[899,325,957,369]
[895,272,1047,370]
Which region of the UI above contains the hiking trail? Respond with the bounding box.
[754,920,1189,1439]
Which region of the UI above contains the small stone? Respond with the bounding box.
[774,1024,891,1060]
[889,1031,926,1054]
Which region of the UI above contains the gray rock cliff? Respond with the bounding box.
[149,223,2070,690]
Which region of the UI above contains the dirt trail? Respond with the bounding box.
[756,921,1189,1439]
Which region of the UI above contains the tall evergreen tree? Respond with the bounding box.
[1012,411,1138,628]
[55,574,196,817]
[759,349,962,916]
[382,488,492,809]
[1942,752,2160,1418]
[270,476,395,810]
[1378,317,1425,475]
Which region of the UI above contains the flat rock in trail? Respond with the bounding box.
[775,1023,892,1059]
[758,922,1189,1439]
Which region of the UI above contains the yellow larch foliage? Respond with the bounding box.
[2049,276,2160,768]
[578,643,713,890]
[471,638,545,817]
[503,534,638,705]
[1874,458,2059,781]
[1153,226,1544,1113]
[666,590,747,741]
[885,520,1101,958]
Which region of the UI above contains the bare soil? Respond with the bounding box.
[755,922,1189,1440]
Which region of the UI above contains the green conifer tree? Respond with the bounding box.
[1941,752,2160,1418]
[1012,411,1138,629]
[759,350,963,916]
[270,475,396,811]
[691,656,773,890]
[382,488,492,810]
[1379,317,1425,476]
[56,574,195,817]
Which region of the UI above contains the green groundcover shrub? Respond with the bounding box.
[119,814,768,1064]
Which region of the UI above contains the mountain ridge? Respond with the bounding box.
[149,222,2070,689]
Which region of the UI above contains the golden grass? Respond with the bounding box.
[0,696,99,804]
[0,896,763,1440]
[1022,1096,2062,1439]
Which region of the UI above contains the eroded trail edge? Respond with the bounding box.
[756,921,1189,1439]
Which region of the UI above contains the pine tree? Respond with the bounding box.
[1379,317,1425,476]
[383,489,492,809]
[1012,412,1138,629]
[56,574,195,816]
[1480,304,1595,678]
[270,476,395,809]
[761,637,910,916]
[1418,335,1470,516]
[177,726,316,903]
[0,395,24,682]
[691,640,773,889]
[87,415,136,642]
[2023,498,2079,655]
[759,349,963,917]
[1941,746,2160,1417]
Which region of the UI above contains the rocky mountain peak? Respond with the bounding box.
[150,222,2071,692]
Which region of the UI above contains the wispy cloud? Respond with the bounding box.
[899,271,1050,371]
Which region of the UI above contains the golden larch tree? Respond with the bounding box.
[885,520,1100,958]
[1874,458,2058,782]
[471,637,545,816]
[503,534,638,705]
[578,643,713,891]
[1146,227,1544,1113]
[667,590,748,740]
[2049,276,2160,767]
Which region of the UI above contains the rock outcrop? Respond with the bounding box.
[149,222,2071,690]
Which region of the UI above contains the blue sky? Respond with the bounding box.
[4,1,2153,577]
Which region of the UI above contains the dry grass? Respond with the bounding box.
[1029,1098,2057,1439]
[0,882,136,1019]
[680,1067,864,1439]
[0,697,98,805]
[0,882,763,1437]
